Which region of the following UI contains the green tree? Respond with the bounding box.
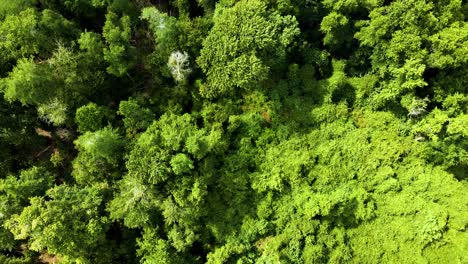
[75,102,112,133]
[117,99,155,137]
[0,167,54,251]
[0,0,35,19]
[196,0,299,98]
[102,12,136,77]
[0,8,78,69]
[1,58,53,105]
[0,0,466,263]
[72,127,124,184]
[6,185,111,263]
[109,113,225,259]
[354,0,466,108]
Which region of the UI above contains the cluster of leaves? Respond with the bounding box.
[0,0,466,263]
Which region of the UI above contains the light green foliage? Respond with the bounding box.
[1,58,54,105]
[141,7,178,55]
[355,0,466,108]
[348,74,379,105]
[169,153,193,175]
[37,98,68,126]
[6,185,110,263]
[206,110,467,262]
[79,31,105,55]
[428,21,468,68]
[140,6,211,81]
[197,0,299,98]
[137,227,187,264]
[199,98,239,127]
[74,31,107,91]
[0,0,35,18]
[0,255,34,264]
[0,8,78,67]
[72,127,124,184]
[447,114,468,137]
[0,167,54,250]
[409,94,468,180]
[74,126,123,162]
[77,31,108,92]
[0,167,54,205]
[2,39,104,108]
[47,44,92,97]
[327,60,355,105]
[103,12,136,76]
[75,102,111,132]
[0,8,43,64]
[348,165,467,263]
[321,11,350,47]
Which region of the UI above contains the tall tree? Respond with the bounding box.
[196,0,300,98]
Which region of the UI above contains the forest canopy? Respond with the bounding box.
[0,0,467,263]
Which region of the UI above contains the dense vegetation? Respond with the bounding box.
[0,0,467,263]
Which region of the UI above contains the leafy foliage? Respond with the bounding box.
[117,99,155,137]
[72,127,124,184]
[6,185,110,263]
[75,102,112,132]
[197,0,300,98]
[0,167,54,250]
[103,12,136,77]
[0,0,466,263]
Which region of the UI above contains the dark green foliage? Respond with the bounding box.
[118,99,155,137]
[75,102,112,132]
[103,12,136,77]
[0,98,46,176]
